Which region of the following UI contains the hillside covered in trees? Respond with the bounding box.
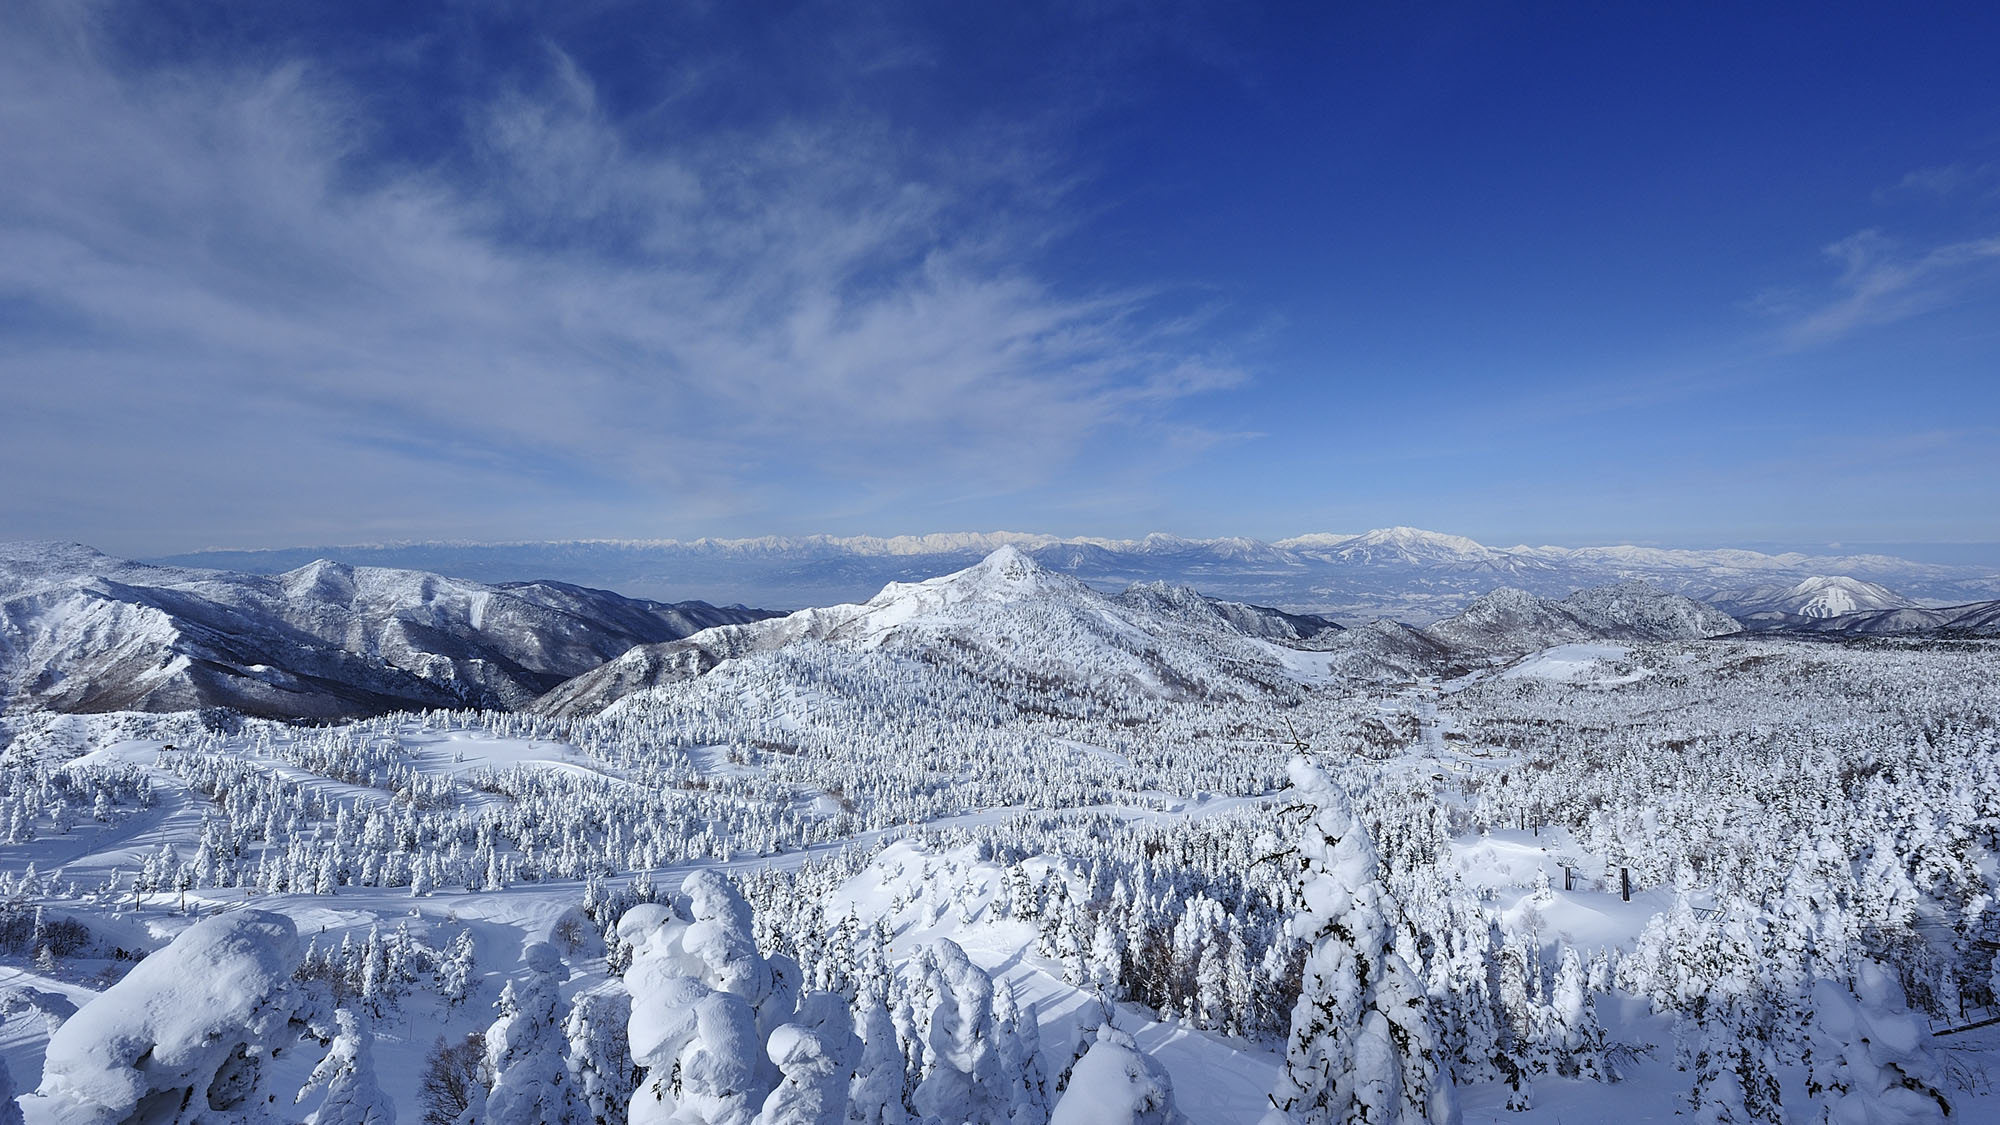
[0,550,1994,1122]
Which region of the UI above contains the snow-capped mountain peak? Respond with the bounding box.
[534,548,1343,716]
[1710,574,1919,626]
[941,544,1050,591]
[1781,575,1910,618]
[855,546,1083,626]
[1347,526,1491,555]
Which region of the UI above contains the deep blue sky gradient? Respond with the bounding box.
[3,1,1997,557]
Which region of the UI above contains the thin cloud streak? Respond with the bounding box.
[1777,229,2000,347]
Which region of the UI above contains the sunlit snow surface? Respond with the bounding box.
[1501,643,1644,684]
[3,625,1999,1122]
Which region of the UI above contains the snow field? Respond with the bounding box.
[0,631,1996,1121]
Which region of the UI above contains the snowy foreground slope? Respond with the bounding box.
[0,549,1996,1122]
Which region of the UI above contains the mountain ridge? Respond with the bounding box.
[532,548,1345,717]
[0,541,777,719]
[145,528,2000,622]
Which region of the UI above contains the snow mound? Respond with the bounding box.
[31,910,305,1124]
[1050,1025,1185,1125]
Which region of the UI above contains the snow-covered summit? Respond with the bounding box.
[1715,575,1916,623]
[534,548,1340,716]
[862,545,1081,618]
[0,543,776,718]
[1786,575,1905,618]
[1334,526,1496,561]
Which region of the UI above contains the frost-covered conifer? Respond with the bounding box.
[567,986,638,1125]
[483,942,580,1125]
[297,1008,395,1125]
[438,928,478,1008]
[1048,1025,1184,1125]
[1426,927,1500,1086]
[1680,991,1782,1125]
[1497,932,1546,1082]
[1546,946,1610,1081]
[1808,962,1950,1125]
[360,925,390,1014]
[993,979,1050,1125]
[622,872,794,1125]
[910,939,1008,1124]
[757,991,859,1125]
[1088,919,1125,999]
[847,982,907,1125]
[1262,757,1457,1125]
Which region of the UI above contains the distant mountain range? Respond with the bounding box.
[1775,601,2000,638]
[4,539,1995,722]
[536,550,1747,716]
[155,527,2000,621]
[0,542,774,719]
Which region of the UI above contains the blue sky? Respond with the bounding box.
[3,1,1997,559]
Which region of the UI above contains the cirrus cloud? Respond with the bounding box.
[0,3,1245,551]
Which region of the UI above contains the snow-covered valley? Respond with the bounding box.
[0,547,1995,1123]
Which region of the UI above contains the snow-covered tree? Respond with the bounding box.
[622,871,796,1125]
[757,991,859,1125]
[1048,1025,1183,1125]
[1546,946,1610,1081]
[484,941,580,1125]
[1087,919,1124,999]
[1496,931,1547,1086]
[297,1008,395,1125]
[1262,757,1457,1125]
[438,928,478,1008]
[1808,962,1951,1125]
[1425,926,1500,1086]
[993,979,1050,1125]
[568,986,639,1125]
[909,939,1010,1124]
[846,980,906,1125]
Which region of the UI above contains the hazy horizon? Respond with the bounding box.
[130,531,2000,571]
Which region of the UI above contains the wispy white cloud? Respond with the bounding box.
[0,6,1244,550]
[1762,228,2000,347]
[1875,160,2000,202]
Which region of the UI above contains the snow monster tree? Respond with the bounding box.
[1263,756,1458,1125]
